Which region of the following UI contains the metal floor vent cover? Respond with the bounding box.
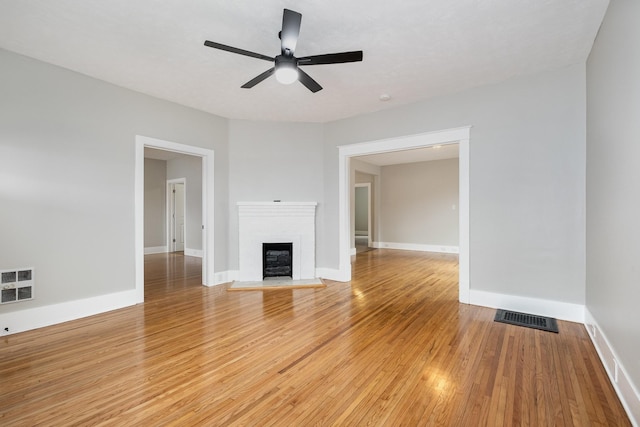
[494,309,559,333]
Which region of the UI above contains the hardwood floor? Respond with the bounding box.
[0,250,630,426]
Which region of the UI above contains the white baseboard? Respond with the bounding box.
[207,270,238,287]
[184,248,203,258]
[350,247,357,256]
[373,241,459,254]
[469,289,585,323]
[316,268,349,282]
[0,289,141,336]
[144,246,167,254]
[585,309,640,426]
[469,292,638,424]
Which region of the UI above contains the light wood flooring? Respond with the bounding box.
[0,250,631,426]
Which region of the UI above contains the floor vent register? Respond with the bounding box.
[494,309,558,333]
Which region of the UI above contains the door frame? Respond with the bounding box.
[354,182,372,249]
[167,178,186,252]
[135,135,215,301]
[338,126,470,303]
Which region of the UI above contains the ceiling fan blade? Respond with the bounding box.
[280,9,302,55]
[204,40,274,62]
[298,69,323,93]
[241,68,275,88]
[298,51,363,66]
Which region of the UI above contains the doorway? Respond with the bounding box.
[338,126,470,303]
[135,135,215,302]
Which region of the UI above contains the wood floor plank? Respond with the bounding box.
[0,250,631,426]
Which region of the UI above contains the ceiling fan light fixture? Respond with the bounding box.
[204,9,362,92]
[275,66,298,84]
[275,55,298,84]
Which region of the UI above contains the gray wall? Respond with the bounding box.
[325,63,586,304]
[379,159,459,247]
[0,48,228,313]
[144,158,167,247]
[143,155,204,252]
[586,0,640,391]
[227,119,325,270]
[167,155,203,251]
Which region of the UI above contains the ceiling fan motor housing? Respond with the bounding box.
[275,54,297,69]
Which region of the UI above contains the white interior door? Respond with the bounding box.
[170,182,185,252]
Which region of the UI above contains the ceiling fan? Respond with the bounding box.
[204,8,363,93]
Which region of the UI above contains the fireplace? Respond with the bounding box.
[238,202,317,281]
[263,242,293,279]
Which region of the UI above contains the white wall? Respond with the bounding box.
[0,48,228,319]
[228,120,325,270]
[325,63,586,305]
[167,155,203,252]
[586,0,640,416]
[379,159,459,247]
[144,158,167,248]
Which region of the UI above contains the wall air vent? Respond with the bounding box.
[1,268,34,304]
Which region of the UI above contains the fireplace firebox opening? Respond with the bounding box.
[263,242,293,279]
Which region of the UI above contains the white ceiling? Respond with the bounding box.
[144,147,187,161]
[0,0,608,123]
[355,143,459,167]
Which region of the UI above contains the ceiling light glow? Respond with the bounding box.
[275,66,299,84]
[274,55,299,85]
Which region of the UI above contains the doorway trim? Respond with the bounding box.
[167,178,186,252]
[338,126,470,303]
[354,183,372,249]
[135,135,215,301]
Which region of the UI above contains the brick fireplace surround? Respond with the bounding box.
[237,202,317,282]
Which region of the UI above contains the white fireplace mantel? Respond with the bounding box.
[238,202,317,281]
